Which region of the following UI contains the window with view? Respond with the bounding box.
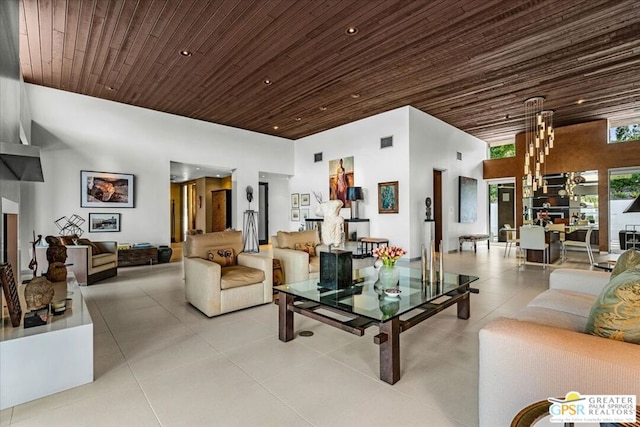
[489,142,515,159]
[609,123,640,143]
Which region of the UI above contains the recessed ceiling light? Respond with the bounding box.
[350,93,360,98]
[263,79,272,85]
[273,126,279,130]
[179,50,192,57]
[576,99,585,104]
[295,117,302,121]
[345,26,358,35]
[319,106,327,111]
[216,174,220,177]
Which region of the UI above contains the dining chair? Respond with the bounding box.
[502,224,518,258]
[562,226,595,264]
[546,223,566,261]
[518,226,549,267]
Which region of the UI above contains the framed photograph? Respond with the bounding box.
[291,209,300,221]
[89,213,121,232]
[291,193,300,208]
[301,193,310,206]
[81,171,134,208]
[458,176,478,223]
[378,181,399,214]
[301,208,309,219]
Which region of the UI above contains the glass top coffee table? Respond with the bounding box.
[274,266,479,384]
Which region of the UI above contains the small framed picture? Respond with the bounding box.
[301,193,310,206]
[378,181,399,214]
[301,208,309,219]
[89,213,121,232]
[291,193,300,208]
[291,209,300,221]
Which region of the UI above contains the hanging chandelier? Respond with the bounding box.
[523,96,554,194]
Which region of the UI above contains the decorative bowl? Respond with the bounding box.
[384,288,401,298]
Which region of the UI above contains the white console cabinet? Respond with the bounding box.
[0,275,93,410]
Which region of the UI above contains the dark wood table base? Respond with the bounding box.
[277,287,473,384]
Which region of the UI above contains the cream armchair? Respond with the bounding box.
[183,230,272,317]
[271,230,324,284]
[36,239,117,285]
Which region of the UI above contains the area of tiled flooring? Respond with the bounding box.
[1,246,600,426]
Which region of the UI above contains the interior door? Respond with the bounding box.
[211,189,231,232]
[258,182,268,245]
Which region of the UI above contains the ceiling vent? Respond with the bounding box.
[314,152,323,163]
[380,136,393,149]
[456,151,463,161]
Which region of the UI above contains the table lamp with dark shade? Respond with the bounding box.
[347,186,363,219]
[623,195,640,213]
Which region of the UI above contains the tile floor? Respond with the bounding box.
[1,245,600,427]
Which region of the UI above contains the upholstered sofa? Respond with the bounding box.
[479,267,640,426]
[271,230,324,284]
[183,230,272,317]
[36,239,118,285]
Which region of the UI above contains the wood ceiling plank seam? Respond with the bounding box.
[89,0,125,92]
[83,0,114,94]
[37,0,54,87]
[22,0,43,83]
[107,0,154,86]
[106,0,180,93]
[71,0,97,92]
[18,1,32,82]
[60,0,79,90]
[79,13,106,94]
[51,0,67,87]
[129,0,220,103]
[51,29,65,87]
[115,1,169,100]
[103,0,144,88]
[19,32,33,82]
[119,0,183,96]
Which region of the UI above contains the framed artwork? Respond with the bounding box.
[458,176,478,223]
[81,171,134,208]
[291,193,300,208]
[378,181,399,214]
[301,193,310,206]
[329,156,354,207]
[291,209,300,221]
[301,208,309,219]
[89,213,121,232]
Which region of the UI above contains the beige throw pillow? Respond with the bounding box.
[207,248,236,267]
[294,241,317,257]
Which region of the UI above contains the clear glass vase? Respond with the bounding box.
[378,263,400,289]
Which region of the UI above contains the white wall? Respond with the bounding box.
[408,106,488,255]
[293,107,411,248]
[292,106,487,259]
[23,84,294,267]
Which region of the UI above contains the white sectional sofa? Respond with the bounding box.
[478,268,640,426]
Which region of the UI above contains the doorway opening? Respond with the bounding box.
[258,182,269,245]
[608,166,640,252]
[488,179,516,242]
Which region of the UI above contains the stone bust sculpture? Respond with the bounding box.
[318,200,344,246]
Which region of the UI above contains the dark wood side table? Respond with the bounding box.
[118,246,158,267]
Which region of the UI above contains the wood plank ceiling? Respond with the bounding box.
[18,0,640,143]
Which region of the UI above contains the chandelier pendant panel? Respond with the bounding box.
[523,96,554,195]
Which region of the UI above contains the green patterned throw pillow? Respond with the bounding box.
[585,266,640,344]
[610,249,640,278]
